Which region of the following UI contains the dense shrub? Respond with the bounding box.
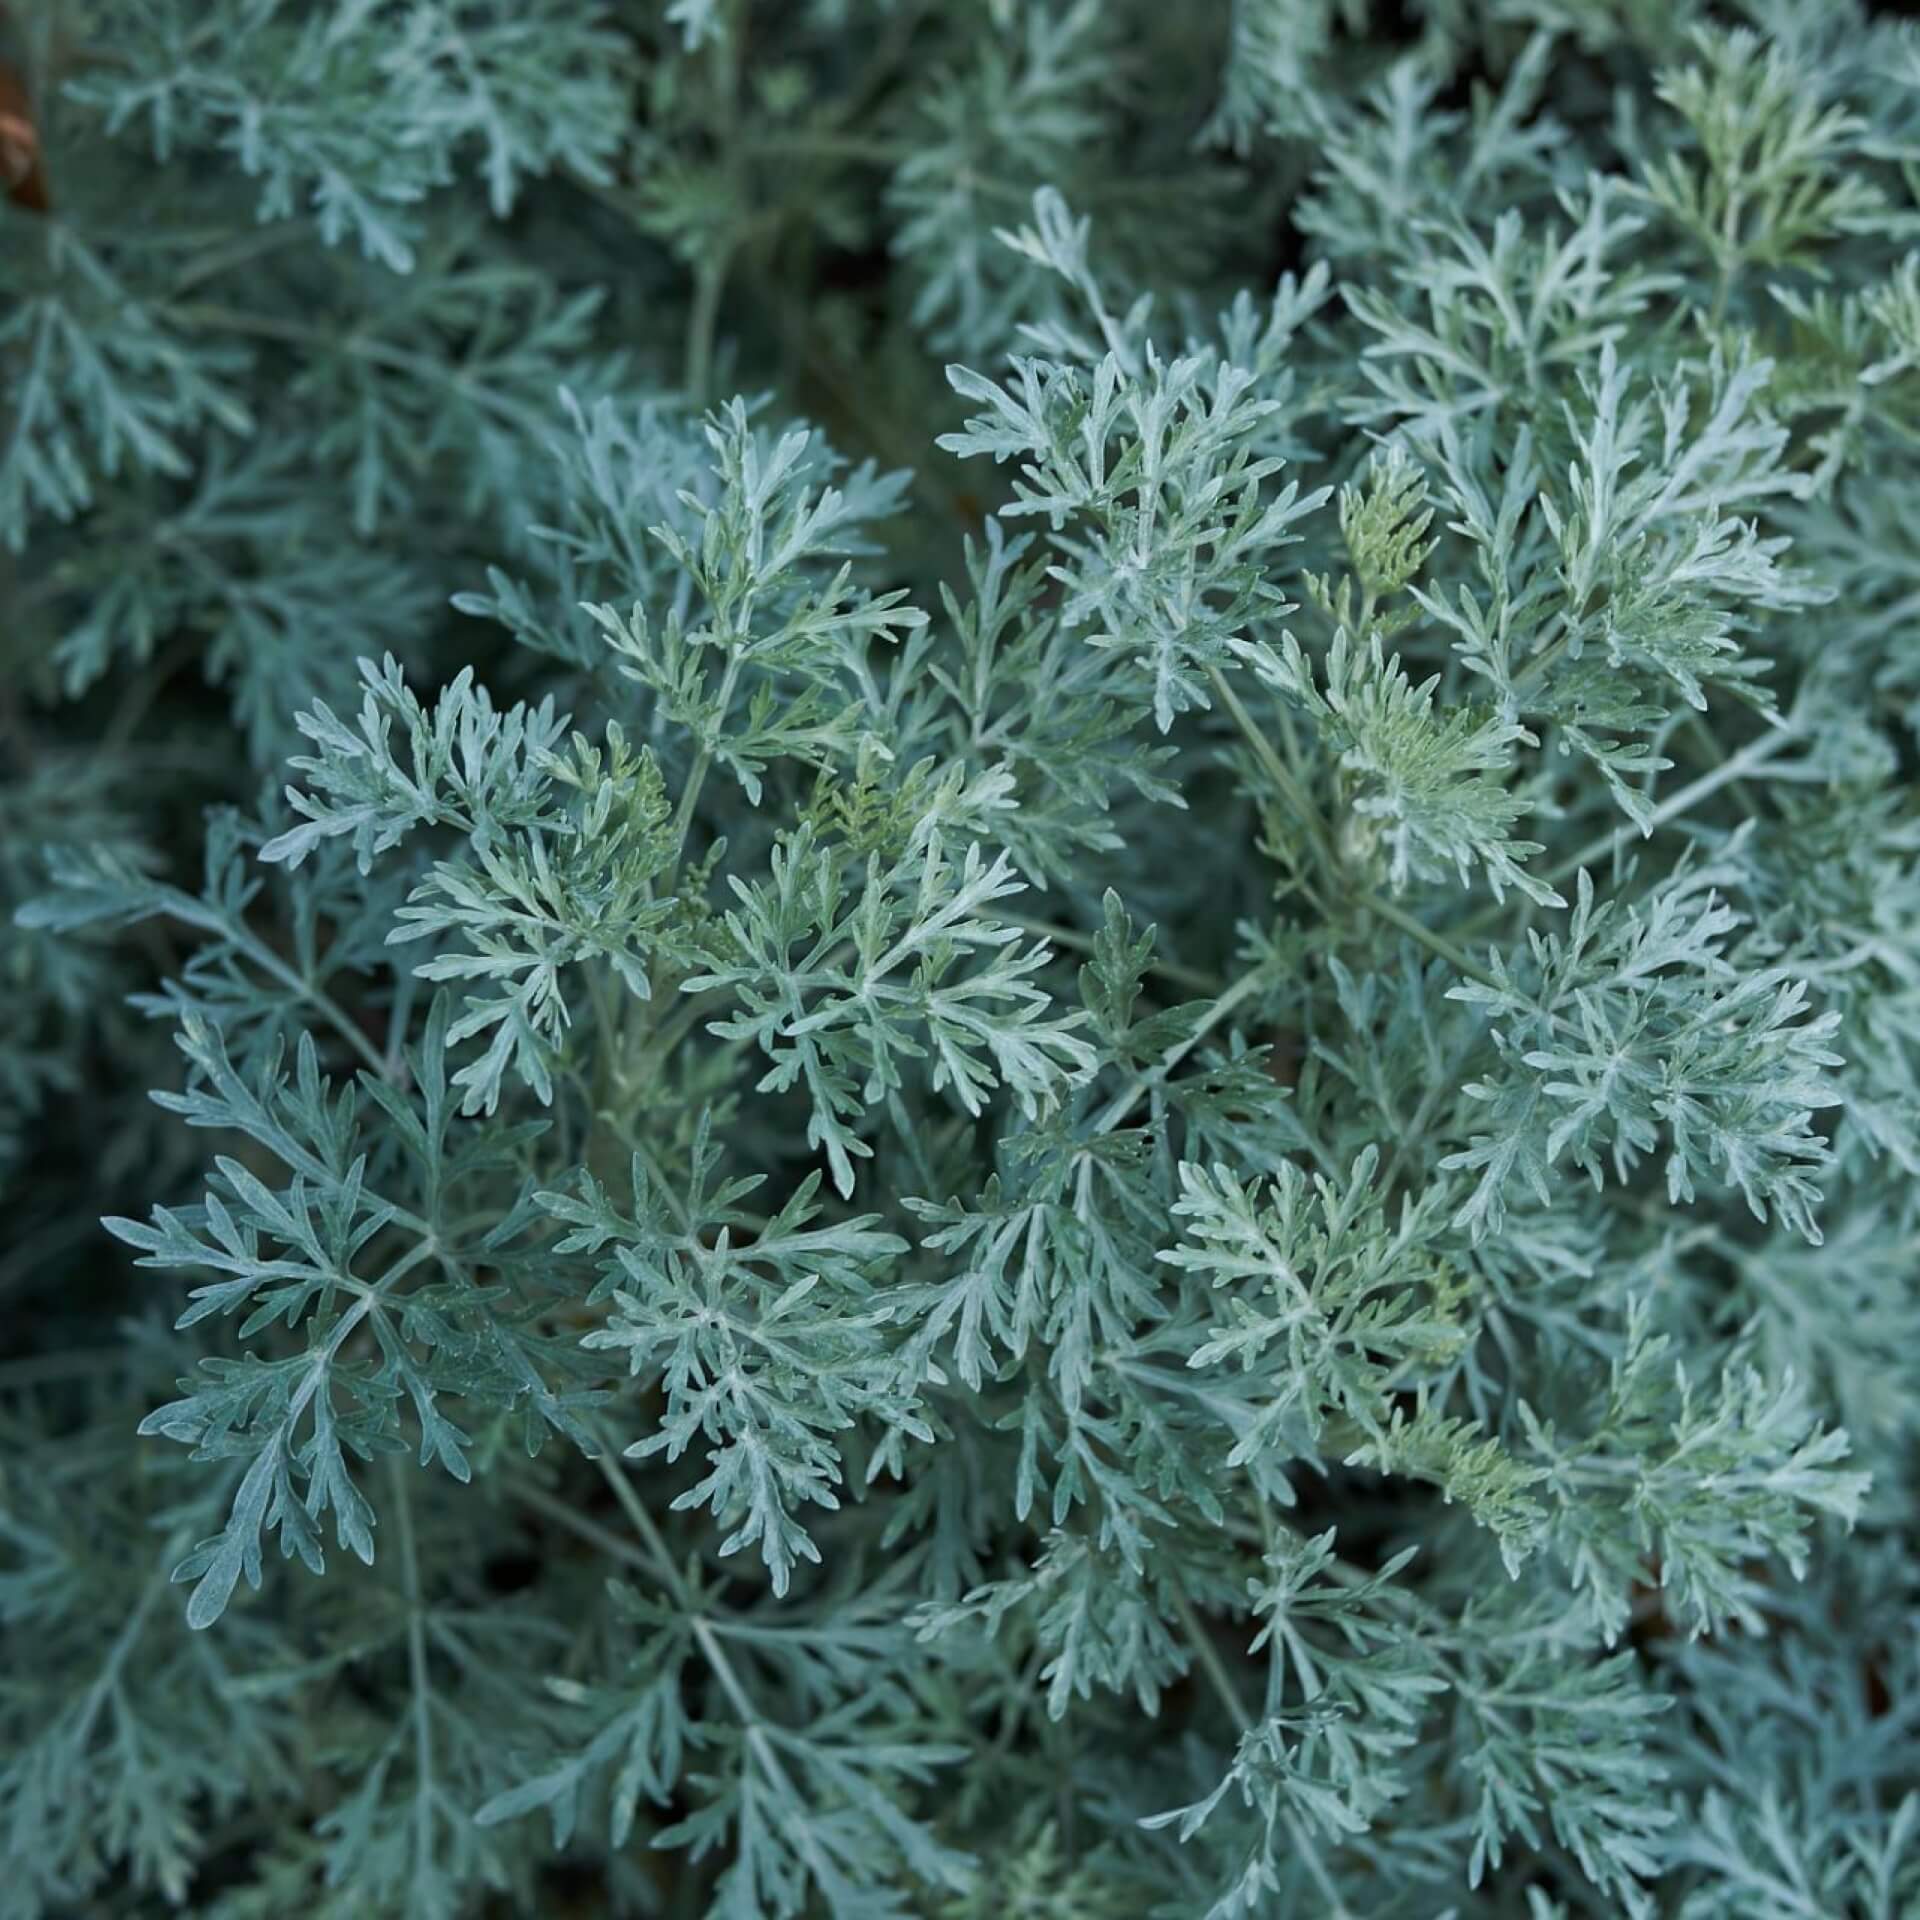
[4,2,1918,1915]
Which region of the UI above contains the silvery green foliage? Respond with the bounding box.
[5,3,1920,1918]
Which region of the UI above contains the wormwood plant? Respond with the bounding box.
[5,1,1920,1916]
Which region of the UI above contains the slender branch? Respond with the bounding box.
[1363,893,1501,992]
[164,303,553,441]
[684,247,732,407]
[71,1535,187,1748]
[1088,958,1274,1136]
[1454,723,1802,942]
[388,1458,438,1906]
[1169,1579,1256,1730]
[1002,912,1223,995]
[1206,661,1502,990]
[142,880,391,1080]
[1539,723,1798,893]
[586,1423,689,1599]
[511,1474,657,1580]
[664,652,744,893]
[1166,1579,1359,1919]
[580,1426,842,1881]
[236,931,391,1080]
[0,1346,136,1389]
[1207,664,1337,876]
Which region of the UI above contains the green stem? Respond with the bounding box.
[1207,661,1499,988]
[388,1458,438,1905]
[1170,1579,1255,1730]
[641,985,733,1081]
[1546,724,1795,890]
[587,1430,690,1599]
[230,924,391,1079]
[1206,664,1337,876]
[665,653,744,892]
[684,247,732,407]
[512,1475,656,1579]
[743,132,905,166]
[1089,960,1274,1136]
[1709,193,1745,331]
[1459,723,1801,938]
[1002,912,1222,995]
[1364,892,1501,992]
[0,1347,135,1389]
[1168,1577,1358,1917]
[76,1537,183,1723]
[581,1428,841,1882]
[166,304,552,440]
